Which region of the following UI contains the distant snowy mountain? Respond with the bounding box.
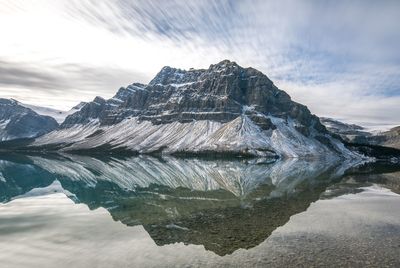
[17,100,86,124]
[320,117,400,150]
[0,99,58,141]
[31,60,360,158]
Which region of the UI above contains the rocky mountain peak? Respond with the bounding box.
[209,59,239,71]
[149,66,197,86]
[93,96,106,104]
[61,60,327,134]
[149,60,243,87]
[115,83,147,99]
[72,102,87,110]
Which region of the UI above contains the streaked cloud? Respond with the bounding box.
[0,0,399,128]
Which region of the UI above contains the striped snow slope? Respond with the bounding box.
[33,115,359,158]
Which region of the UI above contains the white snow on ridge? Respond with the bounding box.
[34,115,359,159]
[34,119,100,145]
[18,101,84,124]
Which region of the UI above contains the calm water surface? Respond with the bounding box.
[0,154,399,267]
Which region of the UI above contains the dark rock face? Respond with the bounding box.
[0,99,58,141]
[61,60,326,133]
[61,97,106,127]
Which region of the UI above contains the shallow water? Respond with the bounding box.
[0,154,399,267]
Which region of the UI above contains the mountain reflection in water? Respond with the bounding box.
[0,153,399,258]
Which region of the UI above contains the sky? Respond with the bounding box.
[0,0,399,129]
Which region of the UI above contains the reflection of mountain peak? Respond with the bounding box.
[0,153,384,256]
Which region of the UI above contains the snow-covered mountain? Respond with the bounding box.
[17,100,86,124]
[32,60,359,158]
[0,99,58,141]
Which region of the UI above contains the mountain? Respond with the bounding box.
[0,99,58,141]
[368,126,400,149]
[17,100,87,124]
[320,117,372,144]
[32,60,358,158]
[320,117,400,150]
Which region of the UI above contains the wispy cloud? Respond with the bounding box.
[0,0,399,128]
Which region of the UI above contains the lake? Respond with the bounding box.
[0,153,399,267]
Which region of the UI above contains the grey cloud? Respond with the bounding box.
[0,59,150,97]
[0,60,62,90]
[69,0,400,87]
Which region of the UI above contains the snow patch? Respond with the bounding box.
[18,101,84,124]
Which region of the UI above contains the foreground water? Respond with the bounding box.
[0,154,399,267]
